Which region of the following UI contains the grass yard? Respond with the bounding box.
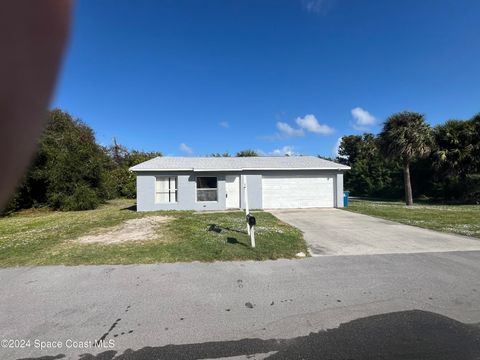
[346,199,480,238]
[0,199,307,266]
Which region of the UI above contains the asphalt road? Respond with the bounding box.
[2,251,480,359]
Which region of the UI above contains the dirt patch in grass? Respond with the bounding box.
[76,215,172,244]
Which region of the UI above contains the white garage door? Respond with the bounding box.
[262,174,335,209]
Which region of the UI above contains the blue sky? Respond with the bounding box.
[52,0,480,157]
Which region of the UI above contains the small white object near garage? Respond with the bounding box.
[130,156,350,211]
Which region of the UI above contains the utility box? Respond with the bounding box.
[343,191,349,207]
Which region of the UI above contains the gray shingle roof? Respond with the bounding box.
[130,156,350,172]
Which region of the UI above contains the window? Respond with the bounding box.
[196,177,218,201]
[155,177,177,203]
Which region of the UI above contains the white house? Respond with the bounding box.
[129,156,350,211]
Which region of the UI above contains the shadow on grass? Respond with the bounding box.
[121,204,137,211]
[207,225,250,248]
[19,310,480,360]
[226,237,249,248]
[207,224,247,235]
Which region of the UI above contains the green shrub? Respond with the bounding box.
[465,174,480,204]
[62,184,101,211]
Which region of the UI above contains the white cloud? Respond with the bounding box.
[276,122,304,137]
[272,146,297,156]
[256,146,298,156]
[351,107,376,129]
[296,114,335,135]
[179,143,193,154]
[261,114,333,141]
[332,137,342,157]
[219,121,229,128]
[301,0,333,14]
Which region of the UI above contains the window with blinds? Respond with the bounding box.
[155,177,178,203]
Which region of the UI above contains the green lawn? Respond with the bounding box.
[0,199,307,266]
[346,199,480,238]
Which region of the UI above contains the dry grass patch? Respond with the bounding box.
[76,215,173,244]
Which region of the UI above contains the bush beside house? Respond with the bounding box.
[2,109,160,214]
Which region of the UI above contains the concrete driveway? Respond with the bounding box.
[270,209,480,256]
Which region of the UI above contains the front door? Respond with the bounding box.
[225,175,240,209]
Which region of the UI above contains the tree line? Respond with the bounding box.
[2,109,263,214]
[3,109,161,214]
[211,150,259,157]
[4,109,477,214]
[337,111,480,204]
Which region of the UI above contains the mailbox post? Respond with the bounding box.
[243,175,256,248]
[243,175,250,235]
[246,214,256,248]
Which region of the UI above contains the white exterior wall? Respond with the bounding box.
[135,170,346,211]
[136,171,226,211]
[335,173,345,208]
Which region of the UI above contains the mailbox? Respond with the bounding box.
[246,214,256,227]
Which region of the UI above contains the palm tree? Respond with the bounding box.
[379,111,433,206]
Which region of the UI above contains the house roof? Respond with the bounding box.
[129,156,350,172]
